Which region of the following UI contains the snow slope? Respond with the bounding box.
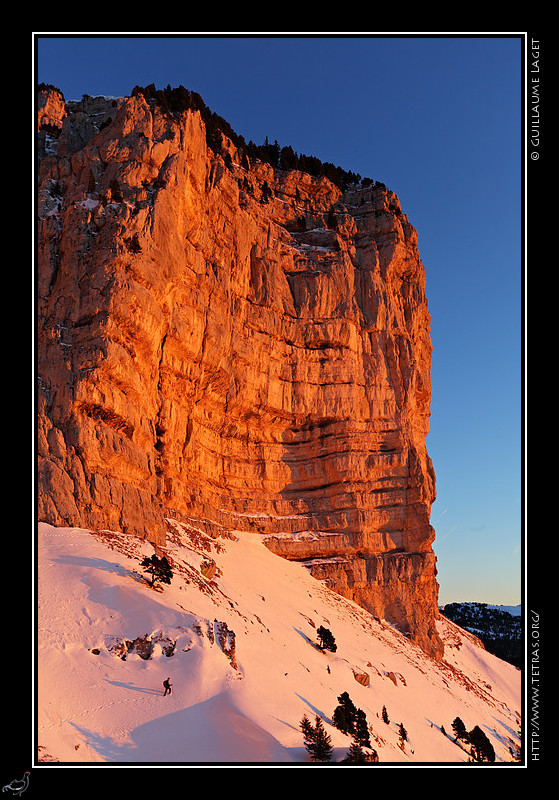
[36,520,522,765]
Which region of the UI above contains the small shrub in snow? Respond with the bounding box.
[140,554,173,588]
[300,714,333,762]
[316,625,337,652]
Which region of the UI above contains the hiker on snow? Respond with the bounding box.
[163,678,172,696]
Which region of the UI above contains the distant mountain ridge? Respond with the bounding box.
[440,602,522,668]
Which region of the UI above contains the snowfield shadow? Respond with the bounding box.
[292,627,317,647]
[51,554,142,583]
[70,693,299,763]
[294,692,333,726]
[105,680,162,696]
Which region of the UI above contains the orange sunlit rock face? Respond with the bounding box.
[37,90,442,658]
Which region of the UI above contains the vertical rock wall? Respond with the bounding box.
[37,90,442,658]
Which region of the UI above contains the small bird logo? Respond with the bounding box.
[2,772,30,796]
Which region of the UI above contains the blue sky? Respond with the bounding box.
[36,34,524,606]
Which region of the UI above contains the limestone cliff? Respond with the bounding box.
[36,87,443,659]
